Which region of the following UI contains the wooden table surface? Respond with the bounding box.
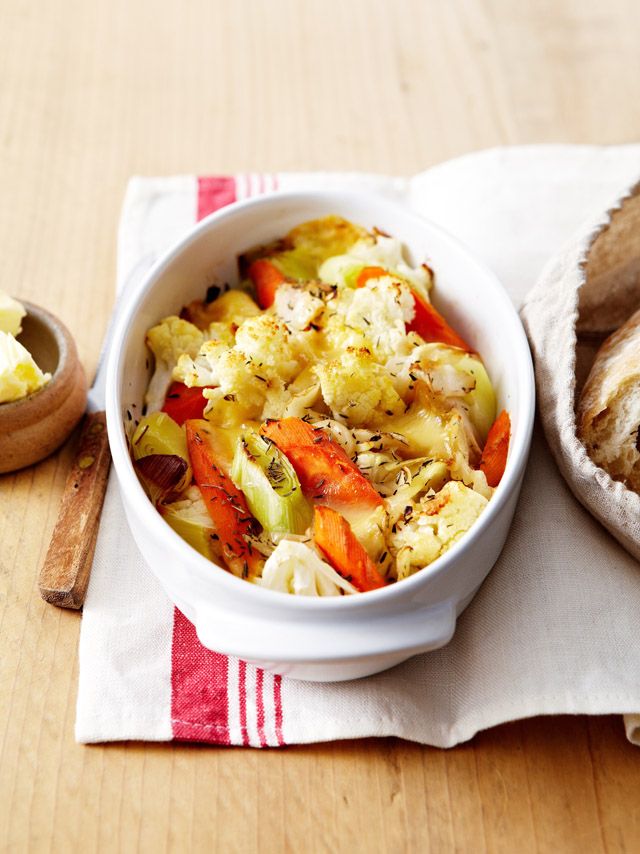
[2,0,640,850]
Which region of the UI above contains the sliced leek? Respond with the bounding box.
[134,453,189,505]
[318,255,367,289]
[131,411,192,496]
[231,429,312,534]
[162,513,217,560]
[454,353,496,445]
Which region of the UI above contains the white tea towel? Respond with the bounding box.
[76,146,640,748]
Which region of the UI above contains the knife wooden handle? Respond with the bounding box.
[39,410,111,608]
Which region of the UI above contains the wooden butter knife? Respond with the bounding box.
[38,295,124,608]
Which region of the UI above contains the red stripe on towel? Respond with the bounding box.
[196,175,238,221]
[238,659,250,746]
[274,674,284,745]
[255,668,267,747]
[170,608,232,744]
[170,174,286,746]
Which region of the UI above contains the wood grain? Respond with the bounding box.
[2,0,640,850]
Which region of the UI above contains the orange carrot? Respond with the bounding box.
[185,419,262,579]
[260,417,384,517]
[314,505,385,592]
[247,258,287,308]
[479,410,511,487]
[162,381,209,426]
[356,265,472,352]
[355,265,389,288]
[406,288,472,351]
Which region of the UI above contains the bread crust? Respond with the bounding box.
[577,306,640,486]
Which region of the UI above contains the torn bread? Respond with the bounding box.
[577,306,640,490]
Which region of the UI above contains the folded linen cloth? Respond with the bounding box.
[76,145,640,748]
[521,182,640,561]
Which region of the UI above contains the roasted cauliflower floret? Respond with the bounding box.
[273,283,326,331]
[201,360,294,425]
[179,314,305,423]
[350,234,433,298]
[206,321,237,347]
[342,276,415,361]
[180,289,261,329]
[175,314,301,391]
[145,316,204,411]
[318,276,416,364]
[161,483,213,525]
[320,308,371,359]
[172,339,230,387]
[234,314,302,382]
[202,348,279,419]
[313,346,405,427]
[389,480,488,579]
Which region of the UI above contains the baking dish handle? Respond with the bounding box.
[193,598,458,670]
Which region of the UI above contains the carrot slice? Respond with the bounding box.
[247,258,287,308]
[355,265,471,351]
[314,505,385,592]
[260,418,384,517]
[162,381,209,426]
[407,289,472,351]
[355,265,389,288]
[479,410,511,487]
[185,419,262,579]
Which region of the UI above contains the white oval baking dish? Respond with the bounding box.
[106,190,535,681]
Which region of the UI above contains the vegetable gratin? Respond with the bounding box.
[131,216,510,596]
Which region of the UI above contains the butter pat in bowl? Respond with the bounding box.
[0,291,51,403]
[0,293,87,474]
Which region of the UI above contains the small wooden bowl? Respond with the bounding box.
[0,302,87,474]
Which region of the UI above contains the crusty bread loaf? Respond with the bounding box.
[577,306,640,491]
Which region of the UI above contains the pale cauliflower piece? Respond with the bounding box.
[273,283,325,331]
[207,289,262,322]
[200,314,303,422]
[389,481,488,579]
[0,291,26,336]
[320,307,371,359]
[0,330,51,402]
[259,539,358,596]
[202,355,291,424]
[145,316,204,411]
[234,314,301,382]
[180,289,261,329]
[308,418,357,456]
[350,234,433,297]
[173,339,230,387]
[319,276,416,363]
[399,390,487,494]
[313,346,404,427]
[341,276,415,361]
[206,321,237,346]
[204,349,275,417]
